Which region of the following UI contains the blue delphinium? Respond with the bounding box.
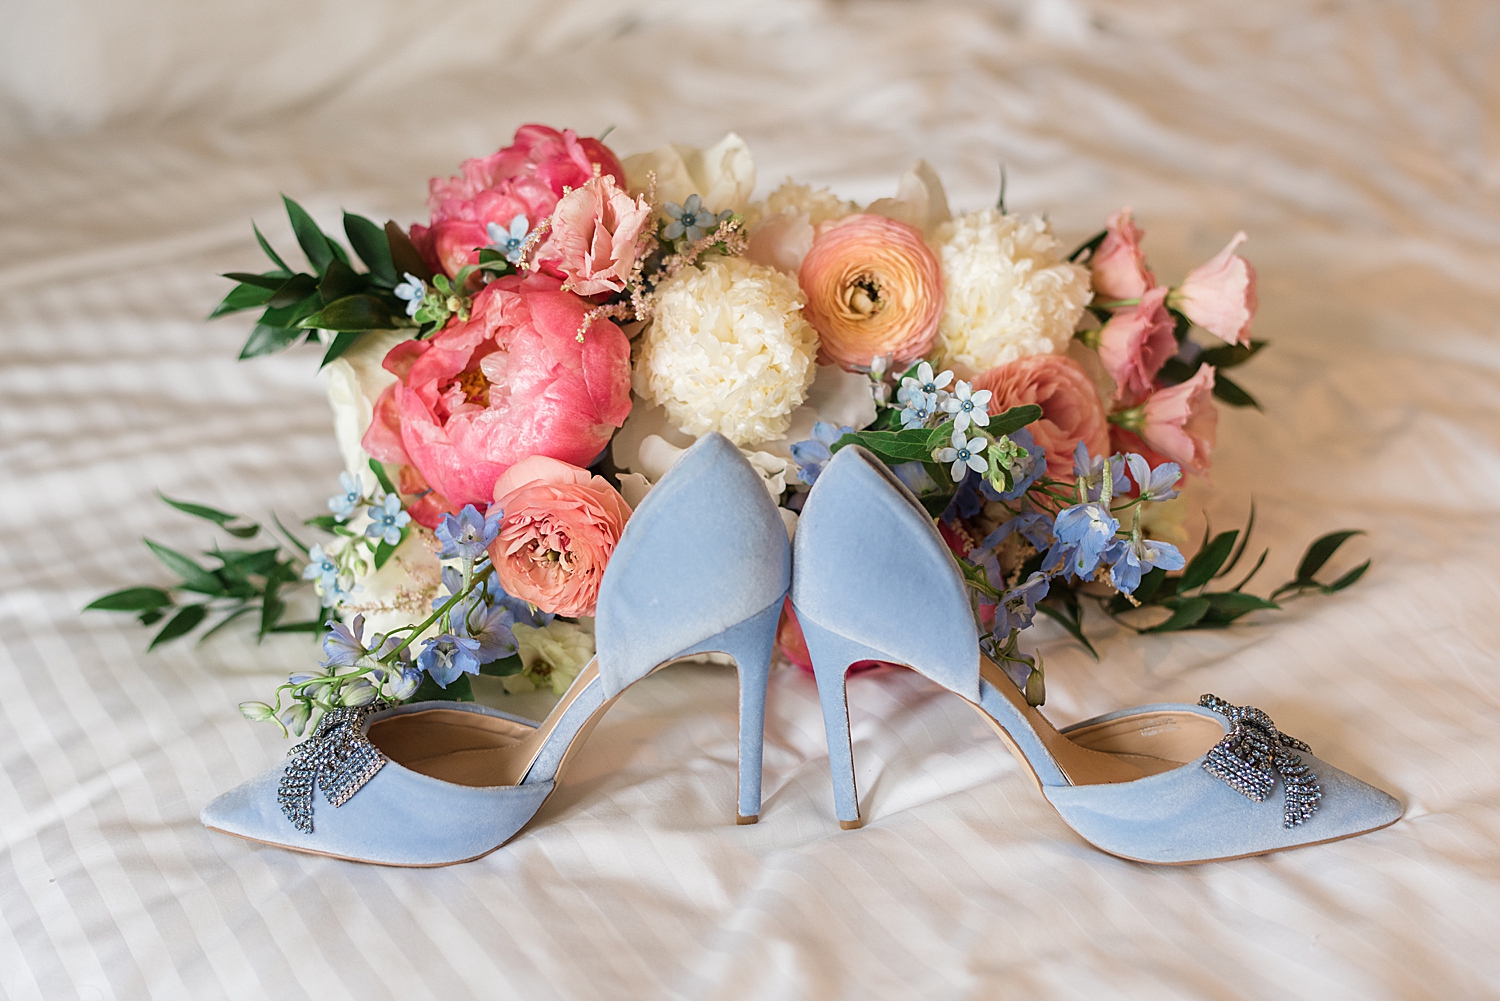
[791,422,853,485]
[996,572,1051,632]
[485,214,530,265]
[417,633,482,688]
[459,601,521,664]
[327,471,365,519]
[662,194,717,242]
[1073,442,1126,502]
[979,507,1054,553]
[435,504,499,562]
[1106,535,1187,593]
[1124,453,1182,502]
[321,614,368,667]
[393,272,426,318]
[365,493,411,546]
[900,390,940,429]
[1049,501,1121,579]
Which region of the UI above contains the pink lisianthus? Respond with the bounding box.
[411,125,625,279]
[488,455,632,617]
[1090,208,1155,303]
[549,174,653,296]
[1097,286,1176,405]
[1139,364,1218,476]
[1171,232,1257,346]
[971,354,1110,481]
[360,273,632,510]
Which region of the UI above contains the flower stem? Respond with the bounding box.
[380,561,495,664]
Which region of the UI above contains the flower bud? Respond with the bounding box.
[238,701,275,722]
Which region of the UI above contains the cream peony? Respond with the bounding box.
[623,133,755,215]
[932,209,1092,376]
[640,256,819,446]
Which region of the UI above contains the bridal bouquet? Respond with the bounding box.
[90,125,1367,731]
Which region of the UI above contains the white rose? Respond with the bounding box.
[623,133,756,215]
[864,160,953,238]
[323,330,408,484]
[507,619,596,695]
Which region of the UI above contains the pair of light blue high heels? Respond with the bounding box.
[202,434,1400,866]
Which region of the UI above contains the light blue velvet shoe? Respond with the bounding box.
[201,433,790,866]
[791,444,1402,863]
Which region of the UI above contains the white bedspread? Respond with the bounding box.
[3,1,1499,997]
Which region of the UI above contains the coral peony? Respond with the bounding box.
[1171,232,1256,346]
[799,213,943,371]
[411,125,625,278]
[642,256,819,446]
[549,174,653,296]
[932,210,1092,376]
[1090,208,1155,303]
[971,354,1109,481]
[1097,286,1176,404]
[361,273,632,510]
[1139,364,1218,476]
[489,456,631,617]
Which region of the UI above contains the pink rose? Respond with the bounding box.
[971,354,1109,481]
[799,214,943,371]
[1090,208,1155,303]
[411,125,626,279]
[549,174,653,296]
[488,455,632,617]
[1171,232,1257,346]
[361,273,632,510]
[1097,286,1176,404]
[1140,364,1218,476]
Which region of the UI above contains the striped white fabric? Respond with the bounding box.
[3,1,1500,997]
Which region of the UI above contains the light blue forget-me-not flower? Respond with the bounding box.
[485,215,530,265]
[365,493,410,546]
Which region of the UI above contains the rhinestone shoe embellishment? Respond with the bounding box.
[1198,694,1322,829]
[277,702,391,834]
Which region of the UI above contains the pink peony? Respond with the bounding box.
[799,213,943,371]
[1172,232,1257,346]
[1090,208,1155,303]
[549,174,653,296]
[971,354,1109,481]
[361,273,632,511]
[1097,286,1176,404]
[488,455,632,617]
[1140,364,1218,476]
[411,125,625,279]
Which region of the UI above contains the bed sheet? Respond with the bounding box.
[3,1,1500,998]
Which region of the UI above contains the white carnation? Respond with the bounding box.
[641,256,819,446]
[933,209,1092,374]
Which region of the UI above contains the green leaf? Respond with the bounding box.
[1294,530,1365,584]
[1178,530,1239,593]
[368,459,398,496]
[1198,339,1267,370]
[238,324,302,360]
[304,513,342,532]
[319,331,365,368]
[479,654,524,677]
[1230,548,1269,592]
[1323,559,1370,593]
[411,672,476,703]
[272,513,311,556]
[386,221,434,283]
[988,404,1045,438]
[222,271,292,290]
[254,221,292,273]
[1156,357,1197,385]
[260,573,285,638]
[267,273,319,309]
[1134,566,1171,604]
[158,493,260,538]
[1212,371,1261,410]
[149,604,208,649]
[85,586,174,612]
[317,258,368,304]
[833,427,947,463]
[373,527,405,570]
[299,294,397,333]
[282,195,336,275]
[1145,596,1212,632]
[209,547,281,576]
[268,619,324,634]
[209,282,276,319]
[1219,501,1255,578]
[138,608,166,627]
[866,407,904,432]
[476,248,516,275]
[144,539,225,595]
[345,212,398,286]
[1199,591,1280,626]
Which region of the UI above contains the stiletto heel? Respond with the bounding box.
[202,433,791,865]
[793,444,1402,863]
[794,615,887,828]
